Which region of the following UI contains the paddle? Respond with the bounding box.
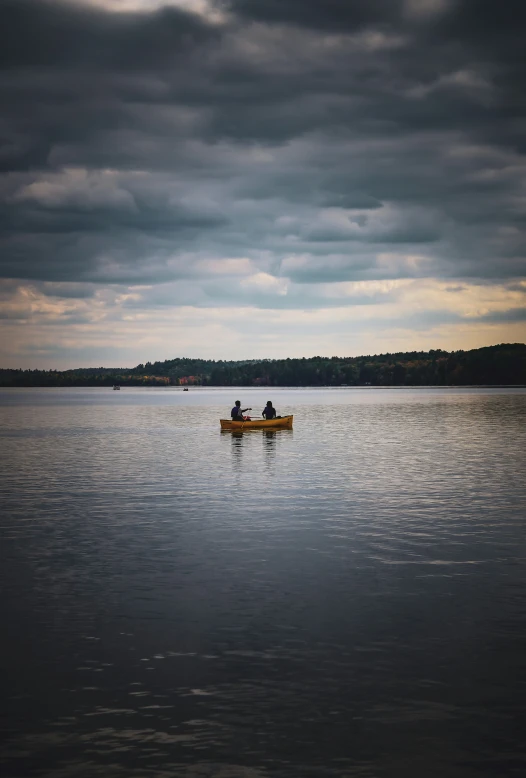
[232,407,252,420]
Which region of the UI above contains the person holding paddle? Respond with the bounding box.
[231,400,252,421]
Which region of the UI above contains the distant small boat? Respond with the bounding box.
[220,415,293,431]
[113,385,120,390]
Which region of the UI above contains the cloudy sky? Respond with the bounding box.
[1,0,525,368]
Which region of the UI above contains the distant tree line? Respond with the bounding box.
[1,344,525,388]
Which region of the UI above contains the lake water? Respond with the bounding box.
[1,387,525,778]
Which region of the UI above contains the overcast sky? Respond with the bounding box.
[1,0,525,368]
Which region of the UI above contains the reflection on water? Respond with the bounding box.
[262,431,277,469]
[228,428,291,477]
[1,387,525,778]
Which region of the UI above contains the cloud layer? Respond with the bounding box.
[0,0,525,366]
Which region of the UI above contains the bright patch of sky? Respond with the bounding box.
[65,0,223,20]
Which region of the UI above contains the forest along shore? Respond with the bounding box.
[1,343,525,388]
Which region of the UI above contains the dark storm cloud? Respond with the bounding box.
[0,0,525,299]
[477,307,526,324]
[0,0,215,70]
[226,0,410,32]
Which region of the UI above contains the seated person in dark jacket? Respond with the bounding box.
[262,400,277,419]
[231,400,251,420]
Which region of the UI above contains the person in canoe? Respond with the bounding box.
[231,400,252,421]
[262,400,277,420]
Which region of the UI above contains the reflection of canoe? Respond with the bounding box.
[220,415,293,431]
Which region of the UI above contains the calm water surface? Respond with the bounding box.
[1,387,525,778]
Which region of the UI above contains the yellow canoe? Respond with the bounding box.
[220,415,293,431]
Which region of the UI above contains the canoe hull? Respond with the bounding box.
[220,415,293,431]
